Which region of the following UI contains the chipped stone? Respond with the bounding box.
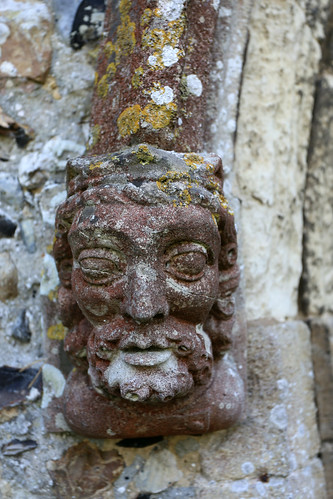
[135,449,183,494]
[41,364,66,409]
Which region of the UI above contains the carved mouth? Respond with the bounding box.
[120,347,172,367]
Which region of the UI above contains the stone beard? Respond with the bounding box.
[53,145,246,438]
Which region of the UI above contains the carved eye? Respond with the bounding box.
[78,249,126,285]
[165,243,209,282]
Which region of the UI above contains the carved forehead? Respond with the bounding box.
[65,144,228,213]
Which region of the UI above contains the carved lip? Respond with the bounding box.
[121,347,172,367]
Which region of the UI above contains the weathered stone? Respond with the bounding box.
[0,173,23,210]
[54,146,246,438]
[0,0,52,82]
[113,455,145,498]
[0,252,18,301]
[2,438,37,456]
[0,212,17,238]
[18,152,49,190]
[19,219,36,254]
[38,182,66,227]
[235,0,321,320]
[301,73,333,315]
[199,321,322,484]
[48,442,124,499]
[309,316,333,497]
[152,487,197,498]
[135,449,183,494]
[11,309,31,343]
[196,457,325,498]
[0,366,42,409]
[89,0,221,153]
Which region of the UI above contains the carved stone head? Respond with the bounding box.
[53,144,245,437]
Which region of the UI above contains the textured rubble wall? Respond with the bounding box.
[0,0,331,497]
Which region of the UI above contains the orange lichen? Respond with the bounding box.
[47,323,67,341]
[117,105,141,136]
[142,102,177,129]
[132,67,144,88]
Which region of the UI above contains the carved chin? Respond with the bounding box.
[89,352,200,403]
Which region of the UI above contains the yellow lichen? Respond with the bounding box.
[106,62,117,78]
[97,74,109,98]
[156,171,193,207]
[117,104,141,136]
[184,153,205,168]
[142,102,177,129]
[48,289,58,302]
[89,161,103,171]
[104,41,115,58]
[47,323,67,341]
[119,0,131,15]
[167,18,185,47]
[142,28,167,52]
[141,8,153,26]
[133,145,156,164]
[115,16,136,64]
[132,66,144,88]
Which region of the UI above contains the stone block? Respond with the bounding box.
[198,320,324,493]
[235,0,321,320]
[301,73,333,315]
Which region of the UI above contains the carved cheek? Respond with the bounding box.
[165,266,219,321]
[71,269,123,322]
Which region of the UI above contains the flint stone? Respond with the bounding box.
[0,173,23,209]
[11,309,31,343]
[135,449,183,494]
[0,0,52,82]
[48,442,124,499]
[0,212,17,238]
[0,252,18,301]
[38,183,66,227]
[19,219,36,253]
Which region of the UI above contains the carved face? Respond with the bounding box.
[68,201,220,403]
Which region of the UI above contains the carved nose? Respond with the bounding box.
[124,264,169,324]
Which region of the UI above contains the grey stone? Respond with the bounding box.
[152,487,197,498]
[113,455,145,498]
[175,438,200,457]
[0,173,23,209]
[52,0,82,40]
[0,211,17,238]
[11,309,31,343]
[135,449,183,494]
[0,251,18,301]
[19,219,36,254]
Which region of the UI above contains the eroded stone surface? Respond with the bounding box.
[54,145,246,438]
[198,321,322,486]
[235,0,321,320]
[301,72,333,315]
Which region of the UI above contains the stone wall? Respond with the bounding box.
[0,0,332,497]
